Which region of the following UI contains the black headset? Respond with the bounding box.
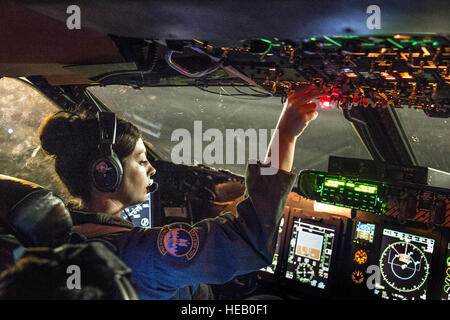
[89,112,123,193]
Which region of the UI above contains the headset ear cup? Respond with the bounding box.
[90,153,123,193]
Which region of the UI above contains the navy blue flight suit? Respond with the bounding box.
[71,162,296,299]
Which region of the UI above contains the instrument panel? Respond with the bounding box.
[95,34,450,118]
[257,158,450,300]
[284,217,337,291]
[257,201,450,300]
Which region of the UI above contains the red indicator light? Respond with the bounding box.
[320,96,332,109]
[362,97,368,107]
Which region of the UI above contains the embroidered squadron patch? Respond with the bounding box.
[157,226,199,261]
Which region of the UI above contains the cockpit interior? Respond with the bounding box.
[0,0,449,304]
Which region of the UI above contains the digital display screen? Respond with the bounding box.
[285,218,336,290]
[325,178,377,194]
[376,229,435,300]
[320,177,383,213]
[120,193,152,228]
[354,221,376,243]
[298,171,386,214]
[261,217,284,274]
[441,242,450,300]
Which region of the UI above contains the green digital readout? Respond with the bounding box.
[324,179,378,194]
[297,171,386,214]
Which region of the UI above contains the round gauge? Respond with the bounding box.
[295,263,315,284]
[354,249,368,265]
[351,270,365,285]
[379,241,430,293]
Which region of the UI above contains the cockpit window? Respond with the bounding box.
[0,77,68,199]
[393,107,449,173]
[88,85,371,175]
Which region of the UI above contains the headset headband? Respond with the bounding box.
[97,112,117,154]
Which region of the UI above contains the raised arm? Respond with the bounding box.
[264,85,322,172]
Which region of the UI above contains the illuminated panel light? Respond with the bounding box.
[387,38,404,49]
[298,171,386,215]
[333,35,360,39]
[343,68,358,78]
[421,47,431,56]
[393,35,411,39]
[320,96,333,109]
[380,72,396,80]
[354,185,377,194]
[345,72,358,78]
[399,72,413,79]
[323,35,342,47]
[324,179,345,188]
[313,201,352,217]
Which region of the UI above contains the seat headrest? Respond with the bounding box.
[0,242,139,300]
[0,174,73,248]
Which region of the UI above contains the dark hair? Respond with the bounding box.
[39,111,141,203]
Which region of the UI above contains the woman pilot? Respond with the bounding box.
[38,86,322,299]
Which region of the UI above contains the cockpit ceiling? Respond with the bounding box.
[0,2,125,85]
[18,0,450,39]
[1,1,450,87]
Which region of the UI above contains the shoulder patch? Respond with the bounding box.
[157,225,199,261]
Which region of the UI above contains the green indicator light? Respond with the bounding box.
[432,41,439,46]
[354,184,377,194]
[256,38,274,55]
[387,38,404,49]
[258,38,272,44]
[323,35,342,47]
[310,37,317,41]
[333,35,359,39]
[324,179,345,188]
[308,172,385,214]
[362,43,375,46]
[412,41,418,45]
